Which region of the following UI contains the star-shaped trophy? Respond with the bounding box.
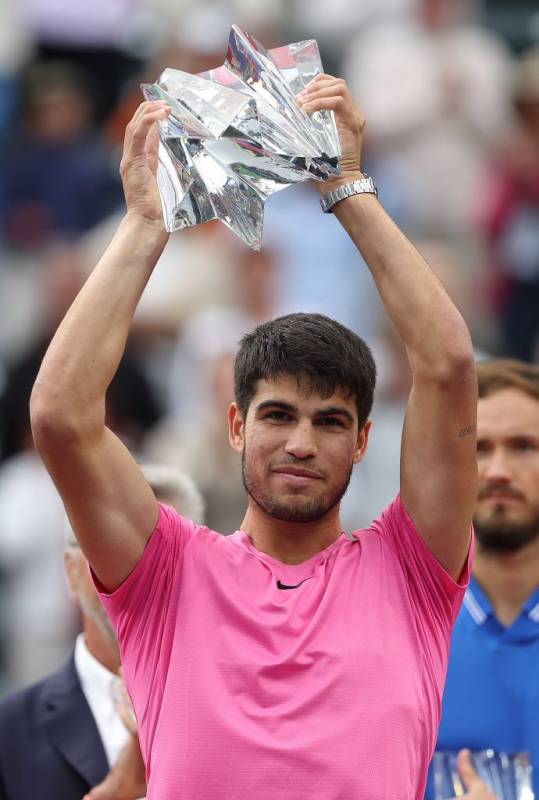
[141,25,341,250]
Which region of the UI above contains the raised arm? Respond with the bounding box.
[30,101,172,591]
[298,76,477,579]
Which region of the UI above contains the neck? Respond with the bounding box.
[83,615,121,674]
[240,501,343,564]
[473,538,539,627]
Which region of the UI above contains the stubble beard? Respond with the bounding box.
[473,505,539,554]
[241,449,353,524]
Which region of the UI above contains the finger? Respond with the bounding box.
[298,85,352,106]
[128,107,170,160]
[85,783,108,800]
[298,95,355,120]
[297,83,354,114]
[133,99,167,123]
[301,75,346,94]
[124,100,165,147]
[144,123,160,172]
[307,73,341,85]
[126,101,169,145]
[457,749,483,791]
[123,101,169,153]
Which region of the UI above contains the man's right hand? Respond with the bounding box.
[120,101,171,224]
[456,749,499,800]
[30,100,167,593]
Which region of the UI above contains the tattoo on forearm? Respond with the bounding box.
[458,424,476,438]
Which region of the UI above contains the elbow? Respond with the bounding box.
[441,339,476,377]
[413,334,477,389]
[433,343,477,389]
[30,388,71,450]
[30,381,91,450]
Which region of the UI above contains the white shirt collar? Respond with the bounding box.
[74,633,129,766]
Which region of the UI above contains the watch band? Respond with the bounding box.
[320,176,378,213]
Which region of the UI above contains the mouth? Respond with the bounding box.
[478,492,523,504]
[272,466,323,486]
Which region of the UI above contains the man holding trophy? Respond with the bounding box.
[29,29,477,800]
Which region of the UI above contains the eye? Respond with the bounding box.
[511,438,537,453]
[317,417,344,428]
[265,410,293,423]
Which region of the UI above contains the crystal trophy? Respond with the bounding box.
[433,750,534,800]
[141,25,341,250]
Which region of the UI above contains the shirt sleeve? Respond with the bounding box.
[90,503,198,756]
[372,494,474,674]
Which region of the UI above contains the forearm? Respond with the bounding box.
[333,192,474,375]
[31,214,168,434]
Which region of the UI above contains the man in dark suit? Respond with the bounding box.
[0,656,114,799]
[0,465,204,800]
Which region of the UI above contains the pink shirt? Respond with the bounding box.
[96,495,472,800]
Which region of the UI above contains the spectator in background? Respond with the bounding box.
[0,60,122,251]
[20,0,148,120]
[342,0,514,239]
[430,360,539,799]
[479,48,539,362]
[0,464,204,800]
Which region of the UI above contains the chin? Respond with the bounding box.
[473,514,539,553]
[269,503,326,524]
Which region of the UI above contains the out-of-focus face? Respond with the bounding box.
[474,388,539,552]
[29,88,92,144]
[229,374,369,523]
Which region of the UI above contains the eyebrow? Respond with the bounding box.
[255,400,355,424]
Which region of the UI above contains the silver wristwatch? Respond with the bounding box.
[320,176,378,213]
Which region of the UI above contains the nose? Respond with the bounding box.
[284,421,318,460]
[479,447,512,485]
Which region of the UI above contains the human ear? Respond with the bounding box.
[64,549,80,598]
[353,420,372,465]
[228,402,245,453]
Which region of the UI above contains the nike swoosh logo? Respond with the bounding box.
[276,577,315,590]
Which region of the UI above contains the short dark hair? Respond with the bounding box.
[477,359,539,401]
[234,313,376,429]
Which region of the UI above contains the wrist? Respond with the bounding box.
[122,212,169,246]
[317,171,365,196]
[319,175,378,214]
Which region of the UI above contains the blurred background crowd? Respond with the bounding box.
[0,0,538,694]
